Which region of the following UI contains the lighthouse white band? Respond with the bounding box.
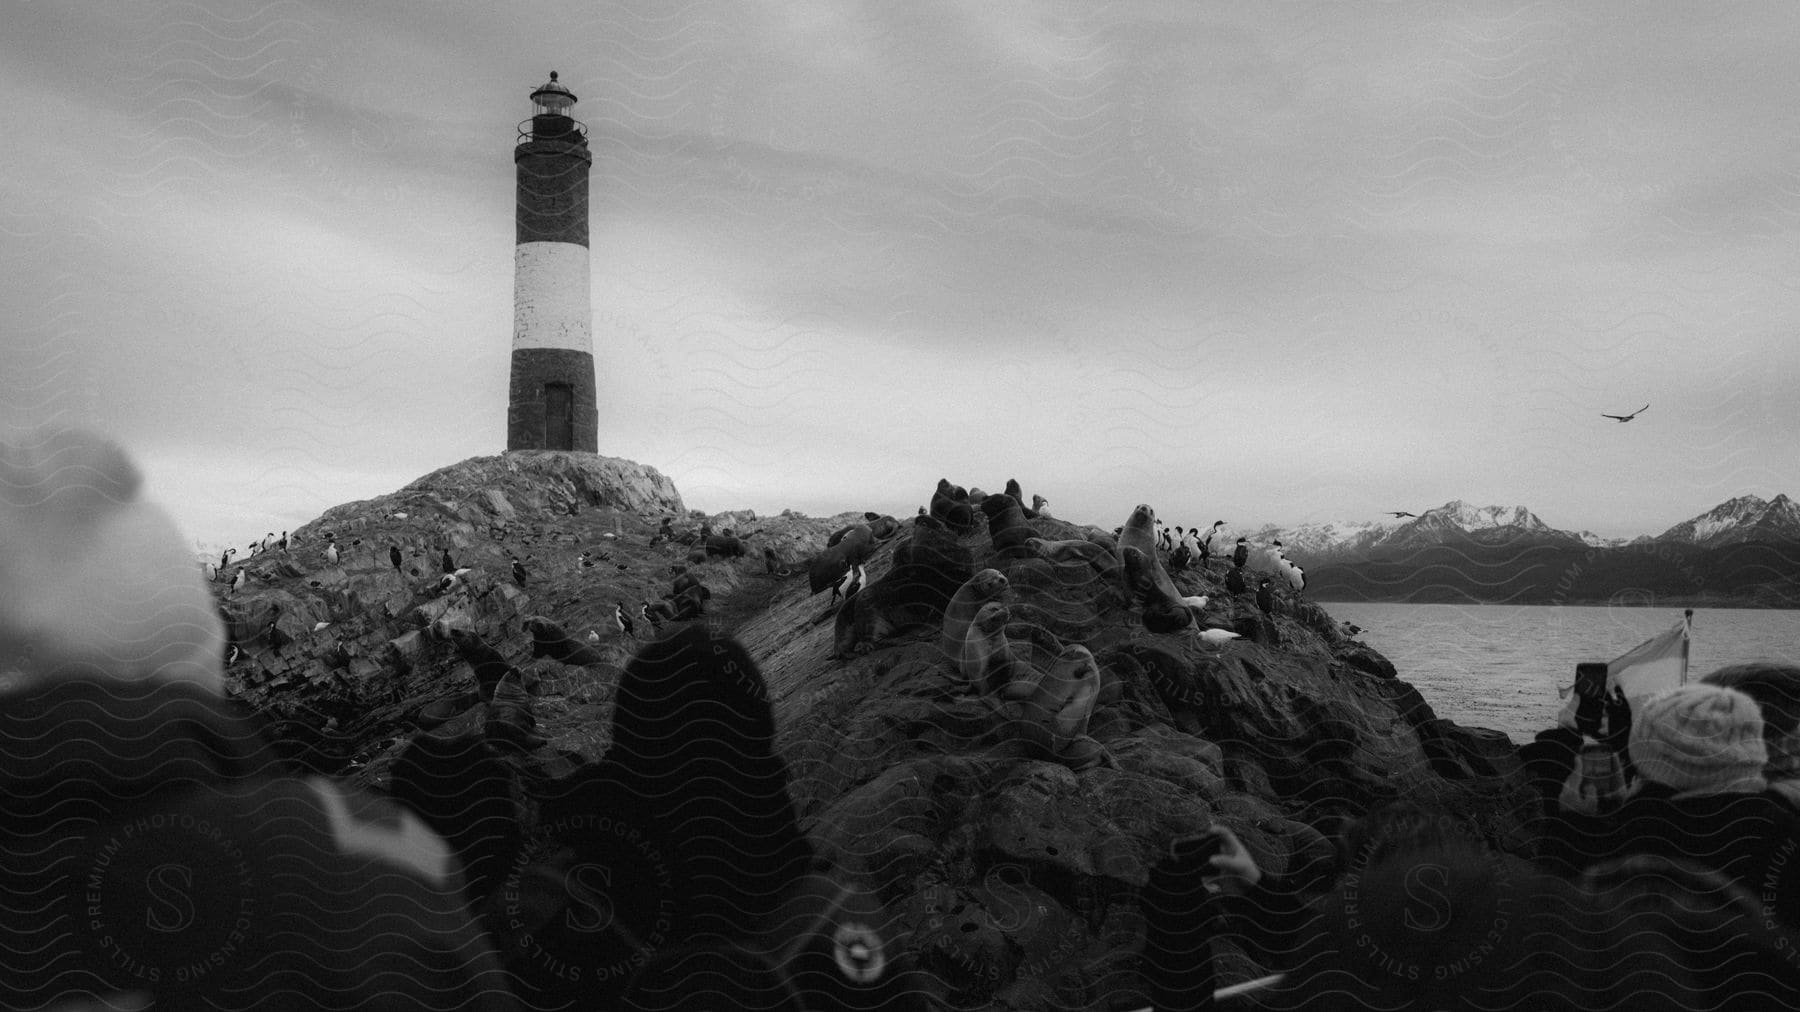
[513,241,592,353]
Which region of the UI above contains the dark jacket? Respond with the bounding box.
[1245,844,1788,1011]
[0,677,516,1010]
[1538,783,1800,927]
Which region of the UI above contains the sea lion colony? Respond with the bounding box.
[805,478,1304,771]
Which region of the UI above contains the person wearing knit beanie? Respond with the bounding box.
[0,428,518,1009]
[1629,683,1768,796]
[0,427,224,693]
[1703,663,1800,808]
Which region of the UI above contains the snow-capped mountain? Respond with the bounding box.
[1243,518,1395,559]
[1266,493,1800,606]
[1233,494,1800,567]
[1656,494,1800,548]
[1376,500,1574,550]
[1258,500,1578,563]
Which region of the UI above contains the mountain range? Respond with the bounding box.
[1246,494,1800,564]
[1229,495,1800,607]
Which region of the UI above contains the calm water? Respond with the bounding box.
[1321,603,1800,744]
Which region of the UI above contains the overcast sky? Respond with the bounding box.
[6,2,1798,554]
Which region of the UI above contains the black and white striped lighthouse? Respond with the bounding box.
[507,71,597,452]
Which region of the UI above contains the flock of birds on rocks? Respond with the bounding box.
[195,498,757,694]
[198,470,1388,695]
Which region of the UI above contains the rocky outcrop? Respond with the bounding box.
[730,510,1534,1011]
[216,459,1535,1012]
[216,452,779,773]
[398,450,684,524]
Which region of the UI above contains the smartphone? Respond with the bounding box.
[1572,662,1609,736]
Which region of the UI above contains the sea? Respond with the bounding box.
[1321,603,1800,745]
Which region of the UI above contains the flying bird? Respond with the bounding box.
[1601,404,1649,423]
[1388,511,1417,519]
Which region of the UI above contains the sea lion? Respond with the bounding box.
[830,571,917,658]
[979,491,1034,557]
[810,525,877,594]
[867,514,901,540]
[826,523,872,550]
[993,644,1112,770]
[1024,644,1101,747]
[704,534,747,559]
[1121,547,1195,633]
[833,526,976,659]
[929,479,978,535]
[938,569,1010,669]
[1117,505,1183,602]
[671,583,709,621]
[960,601,1027,695]
[527,615,607,667]
[838,524,876,563]
[763,545,780,574]
[893,519,973,577]
[449,628,515,702]
[672,570,710,600]
[1026,536,1121,578]
[485,669,545,752]
[1003,480,1040,519]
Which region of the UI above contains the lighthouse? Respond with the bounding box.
[507,71,597,452]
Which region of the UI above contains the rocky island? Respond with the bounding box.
[216,451,1533,1011]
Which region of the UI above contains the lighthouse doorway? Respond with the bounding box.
[544,383,574,450]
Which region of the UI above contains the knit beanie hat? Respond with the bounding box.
[1629,684,1768,795]
[0,428,224,694]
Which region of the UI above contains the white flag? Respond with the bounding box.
[1606,612,1692,704]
